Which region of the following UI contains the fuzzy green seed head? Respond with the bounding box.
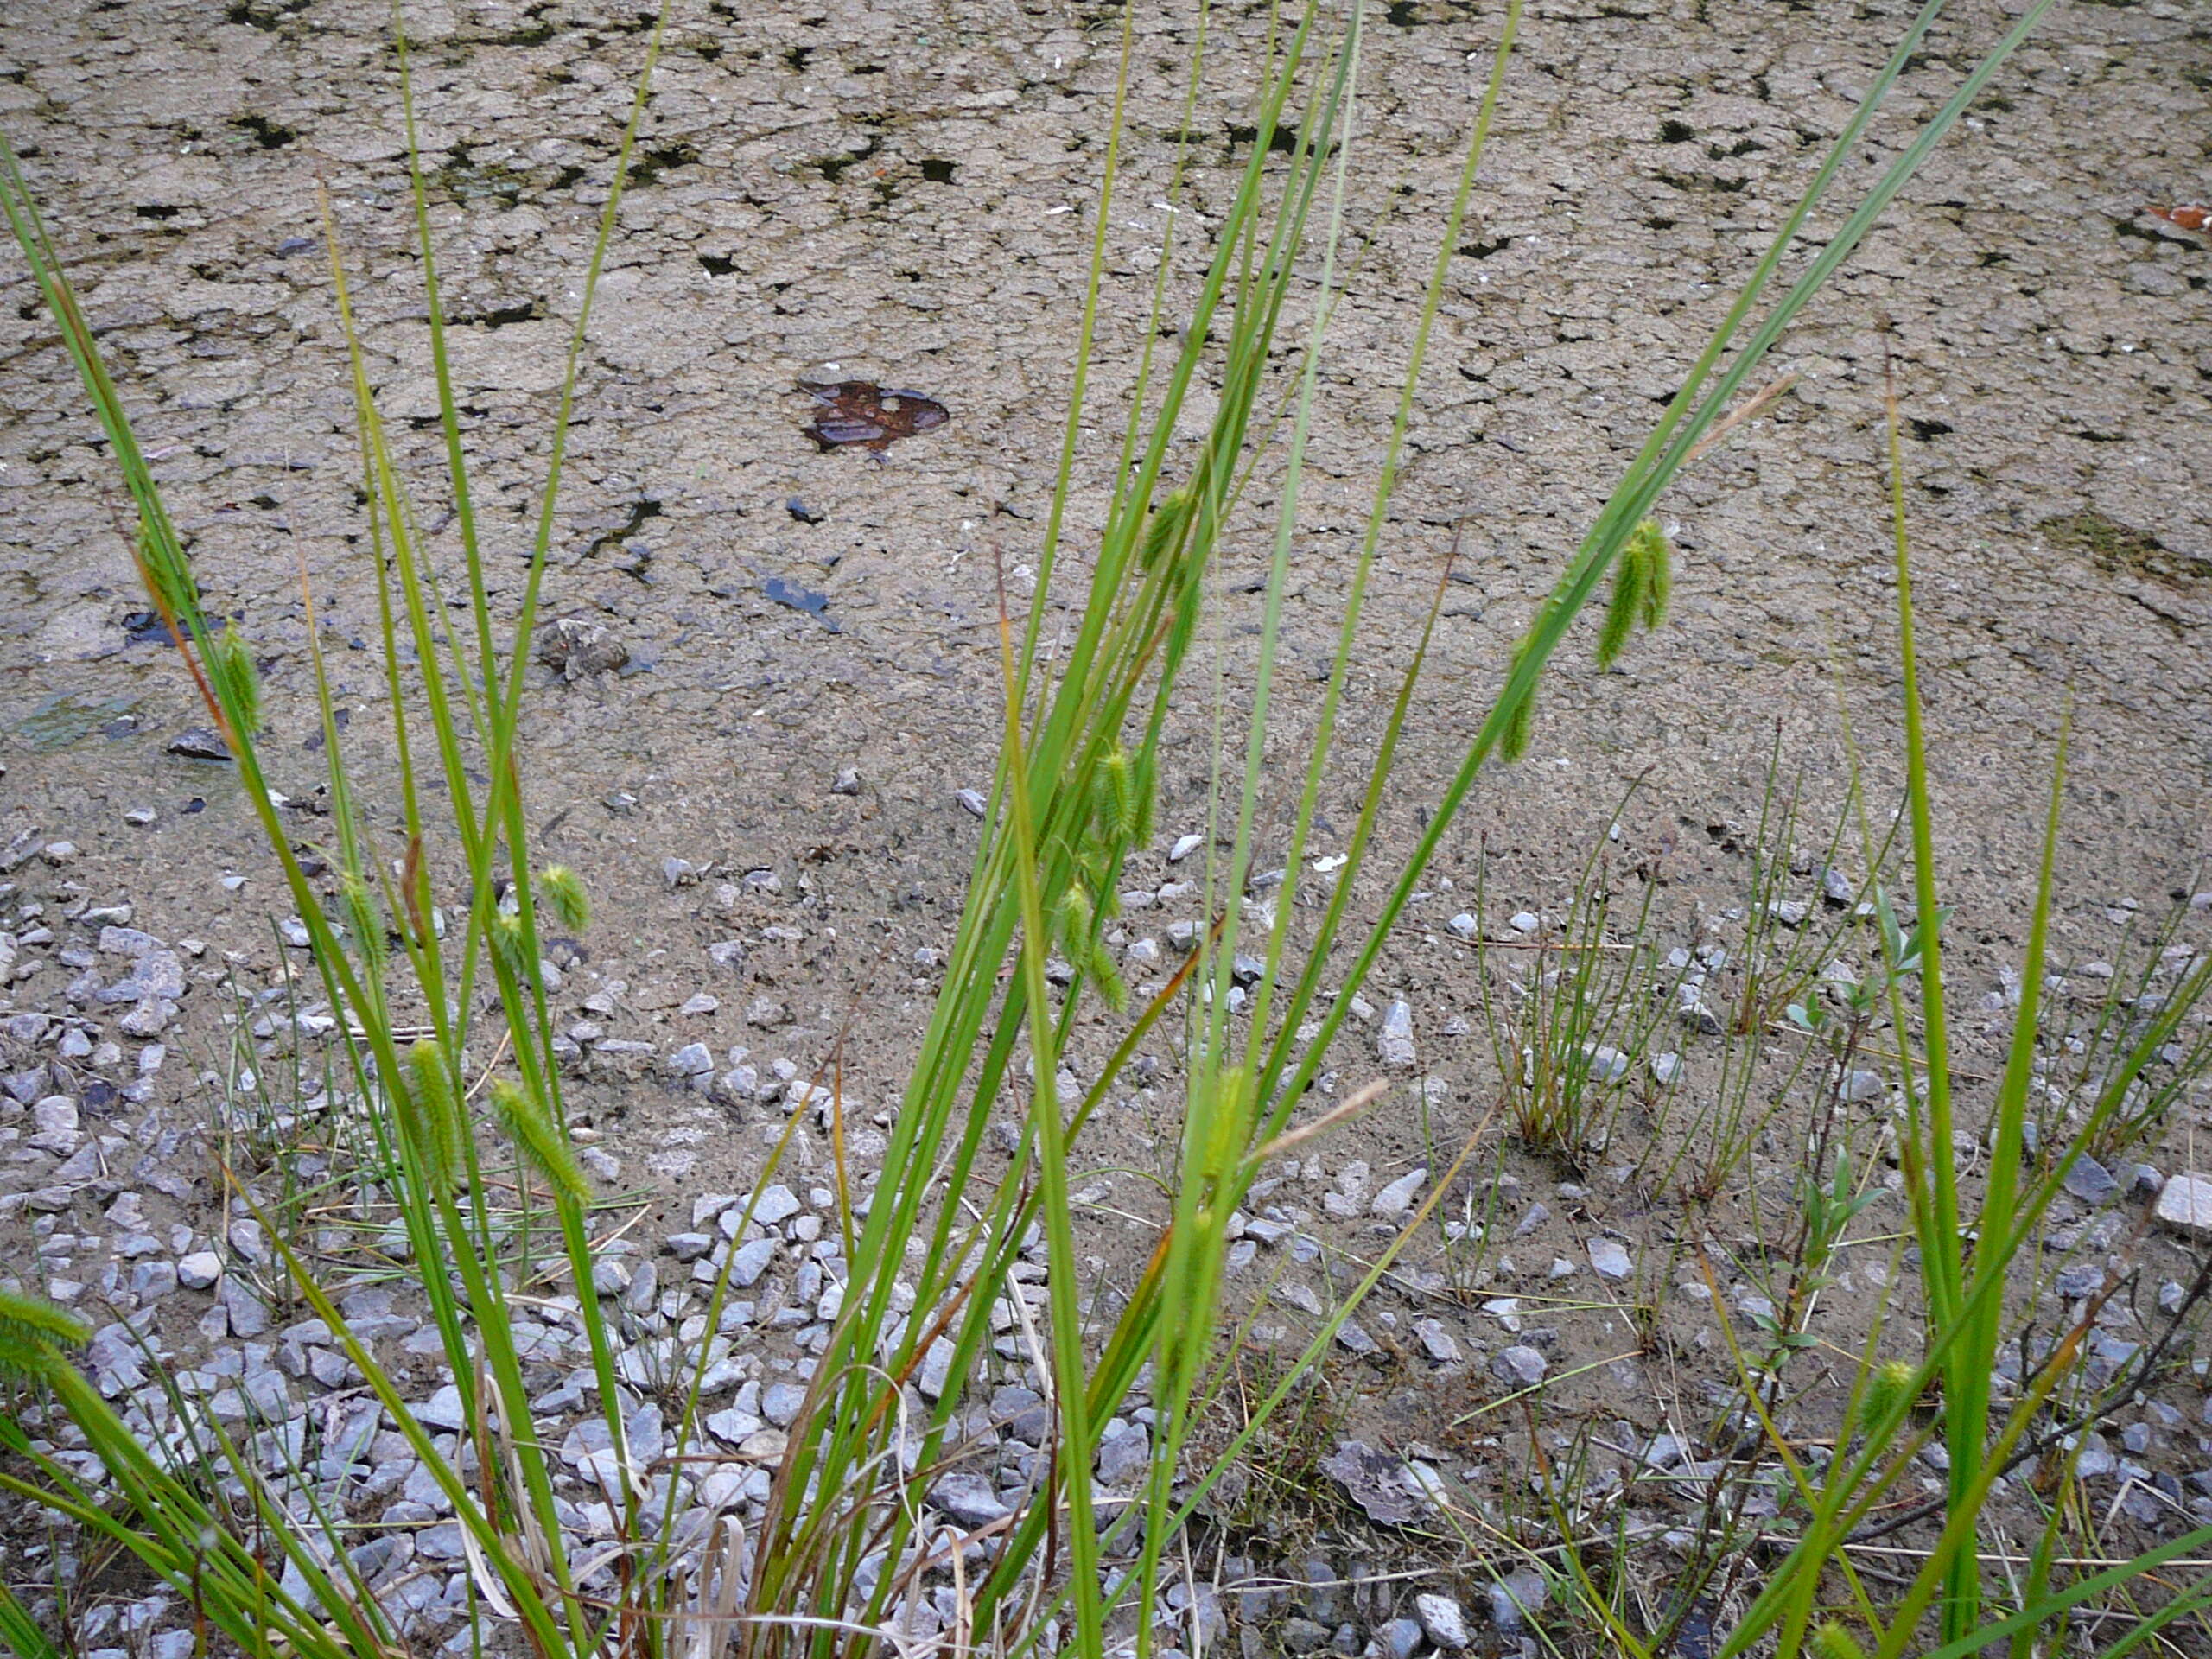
[1497,628,1541,764]
[137,519,197,626]
[491,1080,590,1206]
[1862,1358,1918,1427]
[1810,1624,1869,1659]
[1595,541,1647,671]
[488,907,528,973]
[0,1286,92,1353]
[1058,882,1096,954]
[1499,682,1535,764]
[1100,747,1139,843]
[1632,518,1674,630]
[540,865,589,932]
[1140,486,1195,574]
[404,1039,465,1188]
[1090,946,1129,1013]
[1196,1064,1254,1195]
[209,627,264,740]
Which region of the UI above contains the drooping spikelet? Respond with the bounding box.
[491,1080,589,1206]
[1089,943,1129,1013]
[539,864,590,932]
[1057,881,1096,959]
[339,868,382,971]
[1809,1624,1869,1659]
[1860,1357,1919,1428]
[208,627,264,740]
[404,1039,466,1189]
[1140,486,1195,574]
[1597,518,1675,670]
[1499,685,1535,763]
[1595,537,1647,671]
[0,1282,90,1362]
[1633,518,1674,630]
[488,907,529,976]
[1099,746,1139,843]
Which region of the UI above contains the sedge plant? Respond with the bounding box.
[0,0,2126,1655]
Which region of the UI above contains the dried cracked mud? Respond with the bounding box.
[3,0,2212,1649]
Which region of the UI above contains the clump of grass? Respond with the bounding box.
[1473,823,1666,1165]
[8,0,2170,1655]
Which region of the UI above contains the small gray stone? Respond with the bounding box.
[416,1384,469,1432]
[2063,1154,2120,1206]
[1376,1618,1424,1659]
[1377,1001,1416,1070]
[917,1336,957,1400]
[1677,991,1724,1035]
[992,1384,1049,1444]
[929,1472,1009,1529]
[1486,1569,1548,1633]
[178,1251,222,1290]
[729,1237,779,1287]
[1371,1166,1427,1218]
[954,788,988,817]
[705,1408,764,1446]
[167,728,230,760]
[1643,1433,1694,1469]
[131,1260,178,1300]
[753,1184,802,1227]
[2054,1264,2106,1300]
[1414,1592,1471,1649]
[1319,1440,1419,1527]
[1336,1321,1379,1357]
[2157,1174,2212,1239]
[669,1042,715,1077]
[761,1382,808,1427]
[1414,1319,1461,1363]
[1446,912,1478,942]
[218,1274,269,1338]
[1587,1236,1631,1281]
[1096,1418,1149,1485]
[1491,1345,1547,1389]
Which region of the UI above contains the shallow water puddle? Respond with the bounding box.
[13,691,141,752]
[122,609,226,648]
[763,575,842,632]
[799,380,949,452]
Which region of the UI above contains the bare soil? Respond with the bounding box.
[4,0,2212,1646]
